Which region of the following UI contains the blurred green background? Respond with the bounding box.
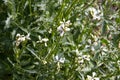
[0,0,120,80]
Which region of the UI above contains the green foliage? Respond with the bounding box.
[0,0,120,80]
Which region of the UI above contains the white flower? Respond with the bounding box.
[48,28,52,33]
[41,38,49,42]
[78,55,90,64]
[83,55,90,61]
[87,72,100,80]
[37,36,49,47]
[54,55,65,63]
[75,49,90,64]
[85,7,103,20]
[16,33,31,46]
[57,19,71,36]
[17,35,26,42]
[41,38,49,47]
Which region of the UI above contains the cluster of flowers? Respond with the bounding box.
[15,19,71,47]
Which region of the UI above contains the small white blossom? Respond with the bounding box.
[16,33,31,46]
[75,49,90,64]
[83,55,90,61]
[87,72,100,80]
[48,28,52,33]
[41,38,49,42]
[78,55,90,64]
[57,19,71,36]
[37,36,49,47]
[85,7,103,20]
[54,55,65,63]
[17,35,26,42]
[41,38,49,47]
